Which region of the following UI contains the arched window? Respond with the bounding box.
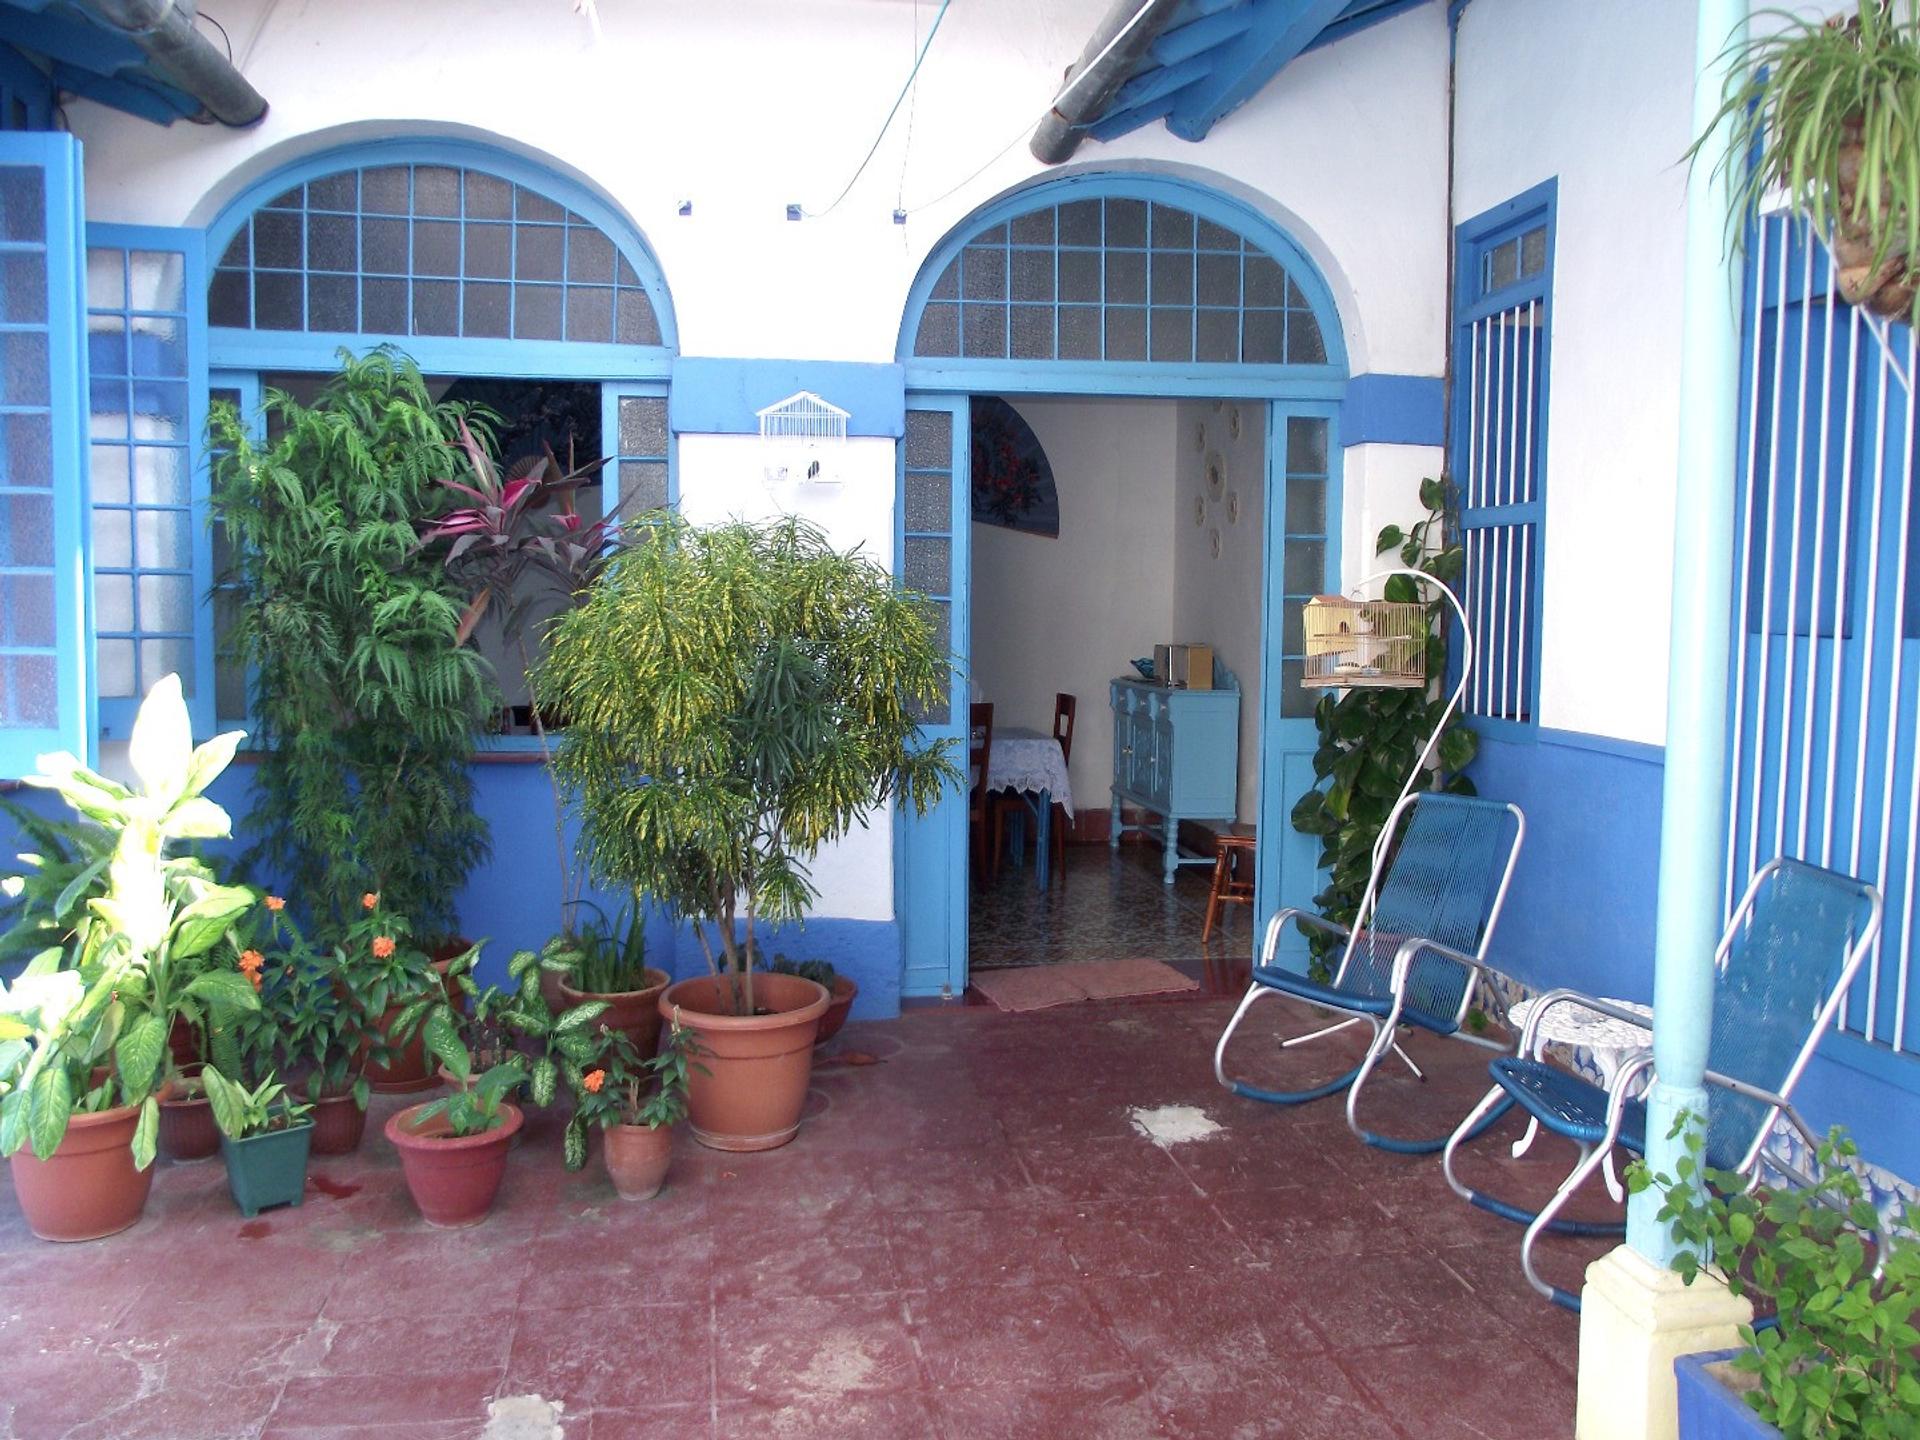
[207,154,671,353]
[908,189,1332,369]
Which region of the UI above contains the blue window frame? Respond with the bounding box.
[1451,179,1554,729]
[86,224,210,741]
[0,132,89,778]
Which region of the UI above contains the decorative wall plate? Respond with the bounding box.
[1204,450,1226,502]
[1227,404,1242,441]
[1209,527,1222,560]
[1212,398,1225,414]
[1226,489,1240,525]
[1193,494,1206,526]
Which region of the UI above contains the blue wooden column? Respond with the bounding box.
[1627,0,1749,1263]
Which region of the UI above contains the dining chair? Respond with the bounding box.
[991,692,1077,880]
[967,702,994,888]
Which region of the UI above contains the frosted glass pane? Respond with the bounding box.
[139,574,193,633]
[414,220,459,277]
[1059,250,1100,304]
[1196,218,1241,252]
[96,638,135,699]
[93,507,132,568]
[1105,251,1145,305]
[133,447,188,505]
[616,290,660,346]
[902,536,950,596]
[567,228,615,283]
[1244,254,1286,308]
[1280,659,1314,717]
[1196,309,1238,363]
[1287,417,1329,477]
[3,654,58,726]
[1243,311,1284,364]
[961,305,1005,359]
[617,396,667,456]
[2,331,48,406]
[1197,253,1239,307]
[1520,225,1547,279]
[362,217,408,274]
[413,166,460,217]
[1150,204,1195,250]
[253,272,301,330]
[96,573,134,630]
[1287,312,1327,366]
[0,574,52,644]
[618,460,668,514]
[1058,200,1101,247]
[565,287,614,343]
[913,303,957,357]
[1151,252,1193,306]
[308,274,358,332]
[515,225,563,281]
[1105,307,1146,361]
[514,284,561,340]
[142,637,194,693]
[3,412,51,487]
[1059,306,1100,361]
[362,277,406,334]
[1010,306,1053,361]
[361,166,410,215]
[132,316,187,377]
[1285,478,1327,537]
[0,494,52,565]
[91,443,129,503]
[463,282,510,339]
[464,172,512,219]
[1149,309,1191,363]
[929,262,960,301]
[0,166,45,243]
[1105,198,1147,247]
[903,468,950,533]
[1284,539,1325,595]
[134,380,187,431]
[904,411,951,469]
[1011,251,1053,303]
[411,279,458,336]
[1,252,47,323]
[960,247,1006,302]
[308,171,356,212]
[306,214,357,273]
[464,222,510,279]
[136,508,191,568]
[1010,208,1054,245]
[253,212,301,269]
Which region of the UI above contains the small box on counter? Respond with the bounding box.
[1149,643,1213,689]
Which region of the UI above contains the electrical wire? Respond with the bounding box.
[895,0,922,212]
[805,0,953,219]
[197,10,235,63]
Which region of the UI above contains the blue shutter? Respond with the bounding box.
[0,132,89,778]
[84,223,210,740]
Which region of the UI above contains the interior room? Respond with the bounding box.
[966,393,1268,975]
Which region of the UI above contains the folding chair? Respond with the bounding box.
[1214,790,1527,1153]
[1442,857,1883,1310]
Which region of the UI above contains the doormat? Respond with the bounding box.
[969,958,1198,1013]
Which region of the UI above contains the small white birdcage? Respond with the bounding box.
[1302,593,1427,689]
[757,391,850,485]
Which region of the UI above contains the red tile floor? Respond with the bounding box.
[0,989,1619,1438]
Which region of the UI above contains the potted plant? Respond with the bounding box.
[208,349,496,946]
[0,675,260,1239]
[573,1021,697,1201]
[535,515,962,1151]
[202,1066,314,1217]
[331,898,461,1094]
[770,955,859,1046]
[1699,0,1920,326]
[548,907,670,1059]
[384,1062,526,1227]
[157,1064,220,1163]
[1629,1123,1920,1437]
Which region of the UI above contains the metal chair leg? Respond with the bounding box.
[1214,982,1366,1106]
[1521,1137,1621,1311]
[1441,1084,1629,1239]
[1345,1021,1512,1155]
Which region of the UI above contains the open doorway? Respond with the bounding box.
[965,393,1270,975]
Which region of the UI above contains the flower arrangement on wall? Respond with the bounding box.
[970,397,1059,537]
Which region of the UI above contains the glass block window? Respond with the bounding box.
[1279,415,1331,718]
[912,196,1328,367]
[610,392,670,517]
[1,164,59,735]
[87,242,201,719]
[208,163,664,347]
[902,408,957,725]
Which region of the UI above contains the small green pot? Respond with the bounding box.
[220,1121,314,1218]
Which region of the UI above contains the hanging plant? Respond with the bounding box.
[1697,0,1920,326]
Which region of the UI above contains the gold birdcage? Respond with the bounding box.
[1301,595,1427,689]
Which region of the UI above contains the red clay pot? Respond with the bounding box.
[166,1014,201,1070]
[385,1100,521,1227]
[158,1070,220,1163]
[308,1091,368,1156]
[661,974,829,1153]
[8,1101,154,1242]
[366,953,466,1094]
[558,967,671,1061]
[602,1122,673,1200]
[815,977,859,1046]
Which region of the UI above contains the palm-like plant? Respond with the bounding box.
[534,515,962,1016]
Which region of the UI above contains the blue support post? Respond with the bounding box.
[1627,0,1749,1263]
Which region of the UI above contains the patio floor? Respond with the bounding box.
[0,988,1613,1438]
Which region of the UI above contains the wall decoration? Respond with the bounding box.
[1204,450,1226,502]
[1193,420,1207,454]
[1226,489,1240,525]
[1192,494,1206,527]
[970,396,1059,537]
[1209,527,1222,560]
[1227,404,1242,441]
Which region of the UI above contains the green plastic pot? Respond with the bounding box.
[220,1121,314,1218]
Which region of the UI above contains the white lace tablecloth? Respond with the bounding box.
[985,726,1074,816]
[1507,995,1653,1086]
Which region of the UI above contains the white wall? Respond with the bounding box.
[969,398,1177,816]
[1454,0,1697,746]
[1173,400,1266,822]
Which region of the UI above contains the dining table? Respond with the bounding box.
[986,725,1074,887]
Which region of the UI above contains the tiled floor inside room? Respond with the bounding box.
[969,839,1251,971]
[0,990,1609,1439]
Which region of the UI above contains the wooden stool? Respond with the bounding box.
[1202,831,1257,943]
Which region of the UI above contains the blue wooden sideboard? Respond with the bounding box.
[1108,678,1241,883]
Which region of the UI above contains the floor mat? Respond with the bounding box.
[969,957,1199,1012]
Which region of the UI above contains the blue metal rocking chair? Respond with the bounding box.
[1213,790,1527,1153]
[1442,857,1883,1311]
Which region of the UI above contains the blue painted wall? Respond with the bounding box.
[1472,727,1920,1185]
[0,761,905,1021]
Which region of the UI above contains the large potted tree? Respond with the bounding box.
[535,515,961,1152]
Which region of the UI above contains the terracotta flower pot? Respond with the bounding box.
[660,974,829,1153]
[815,976,859,1046]
[158,1071,220,1163]
[8,1101,155,1242]
[558,967,671,1060]
[385,1100,521,1227]
[434,1064,524,1149]
[308,1091,368,1156]
[602,1121,674,1200]
[366,953,466,1094]
[165,1014,201,1070]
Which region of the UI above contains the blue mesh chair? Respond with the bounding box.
[1213,791,1527,1153]
[1442,857,1883,1310]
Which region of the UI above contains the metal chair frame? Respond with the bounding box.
[1214,790,1527,1154]
[1441,856,1884,1310]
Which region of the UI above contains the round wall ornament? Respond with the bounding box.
[1204,450,1226,502]
[1193,494,1206,527]
[1226,489,1241,525]
[1227,405,1242,440]
[1209,527,1222,560]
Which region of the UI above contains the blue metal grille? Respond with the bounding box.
[911,197,1325,366]
[86,240,201,725]
[208,163,662,347]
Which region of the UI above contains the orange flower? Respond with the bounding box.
[371,935,395,960]
[238,949,264,974]
[582,1069,606,1094]
[264,895,285,912]
[361,892,379,911]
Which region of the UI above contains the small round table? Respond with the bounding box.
[1504,994,1653,1200]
